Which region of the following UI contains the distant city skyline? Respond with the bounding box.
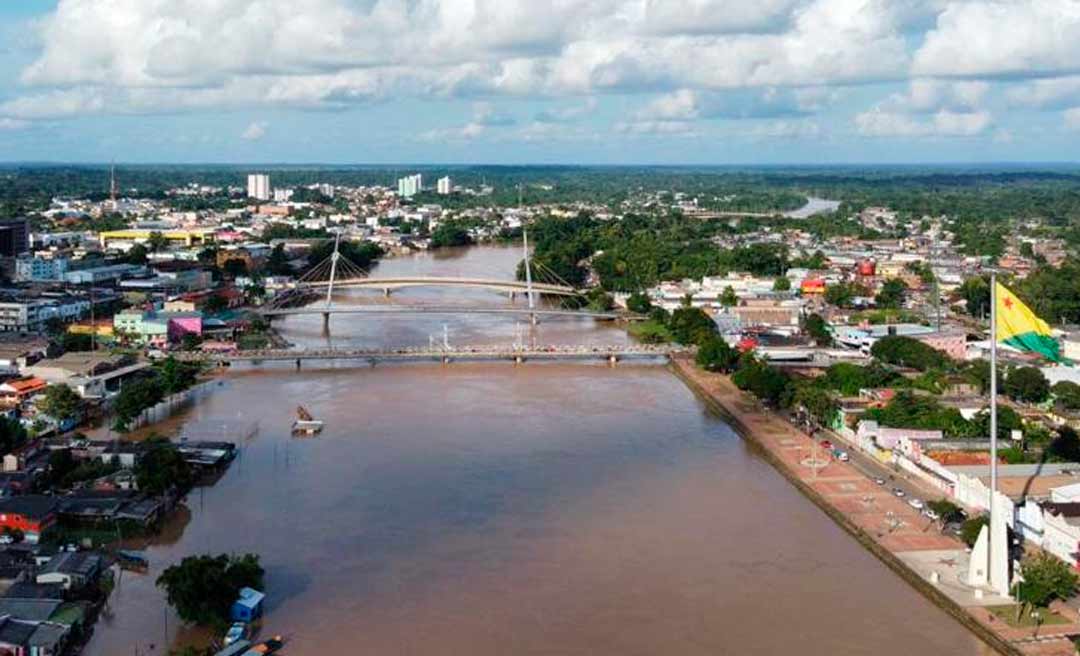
[2,1,1080,165]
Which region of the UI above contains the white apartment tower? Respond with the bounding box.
[437,176,452,195]
[396,174,423,198]
[247,174,271,200]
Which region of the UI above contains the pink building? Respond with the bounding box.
[914,330,968,361]
[166,314,203,343]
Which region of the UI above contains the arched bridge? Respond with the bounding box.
[297,276,579,297]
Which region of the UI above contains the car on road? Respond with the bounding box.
[873,477,886,486]
[923,509,939,521]
[908,499,925,510]
[820,440,833,451]
[893,488,906,497]
[224,622,248,647]
[837,451,850,462]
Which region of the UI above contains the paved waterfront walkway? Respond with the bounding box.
[671,357,1080,656]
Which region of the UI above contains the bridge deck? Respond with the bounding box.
[260,305,627,319]
[178,347,676,364]
[298,276,579,296]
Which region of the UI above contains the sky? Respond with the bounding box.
[2,0,1080,165]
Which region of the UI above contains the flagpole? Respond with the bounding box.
[989,271,999,587]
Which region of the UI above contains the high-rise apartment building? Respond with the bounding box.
[437,177,452,195]
[247,174,271,200]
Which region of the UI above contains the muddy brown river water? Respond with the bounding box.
[84,246,989,656]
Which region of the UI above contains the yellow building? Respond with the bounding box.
[98,229,216,247]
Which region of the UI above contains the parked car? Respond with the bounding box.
[820,440,833,451]
[923,509,939,521]
[873,478,886,486]
[908,499,925,510]
[224,623,248,647]
[893,488,906,497]
[837,451,850,462]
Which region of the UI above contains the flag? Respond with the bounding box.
[995,282,1065,362]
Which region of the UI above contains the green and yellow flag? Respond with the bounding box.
[996,282,1065,362]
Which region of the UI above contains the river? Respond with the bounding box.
[84,245,989,656]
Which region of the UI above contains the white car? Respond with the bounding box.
[223,623,248,647]
[923,509,939,521]
[908,499,925,510]
[837,452,850,462]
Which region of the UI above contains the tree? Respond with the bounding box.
[1005,366,1050,404]
[265,244,293,277]
[1015,553,1079,608]
[0,418,27,456]
[626,292,652,314]
[112,375,165,431]
[38,384,82,423]
[732,356,795,408]
[429,222,474,248]
[203,294,228,314]
[126,243,149,265]
[773,276,791,292]
[927,499,964,524]
[222,258,248,278]
[962,359,1002,395]
[958,276,991,318]
[147,231,170,252]
[696,336,738,373]
[668,307,718,346]
[875,278,908,309]
[802,313,832,346]
[719,286,738,307]
[794,385,839,427]
[136,437,193,495]
[1049,426,1080,463]
[306,239,382,271]
[960,515,988,548]
[157,553,264,627]
[1020,241,1035,259]
[871,336,951,371]
[157,357,198,395]
[1053,381,1080,410]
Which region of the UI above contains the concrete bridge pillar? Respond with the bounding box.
[442,355,451,364]
[295,358,302,370]
[321,312,331,335]
[383,288,391,297]
[609,354,619,366]
[515,355,524,364]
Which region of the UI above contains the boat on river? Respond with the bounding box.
[291,405,324,436]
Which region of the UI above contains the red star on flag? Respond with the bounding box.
[1003,297,1014,309]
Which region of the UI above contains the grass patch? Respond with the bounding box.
[986,604,1071,628]
[627,319,673,344]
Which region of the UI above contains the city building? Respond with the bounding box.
[14,256,70,282]
[0,495,59,543]
[437,176,452,195]
[397,174,423,198]
[272,188,294,202]
[247,174,271,201]
[0,219,29,258]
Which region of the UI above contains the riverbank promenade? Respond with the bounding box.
[671,356,1080,656]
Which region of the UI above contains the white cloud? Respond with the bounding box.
[614,120,700,136]
[0,118,28,130]
[1064,107,1080,131]
[855,108,992,137]
[4,0,917,122]
[637,89,701,120]
[240,121,268,141]
[750,119,821,139]
[534,98,597,123]
[913,0,1080,79]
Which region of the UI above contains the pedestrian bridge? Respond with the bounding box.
[260,304,627,320]
[296,276,579,297]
